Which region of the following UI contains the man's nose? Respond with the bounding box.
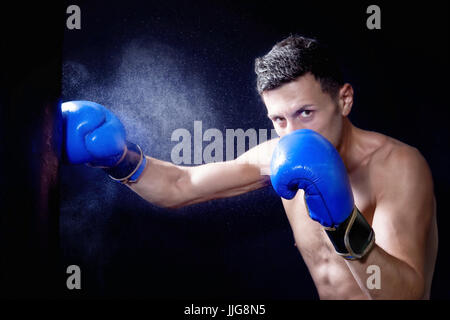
[285,121,303,134]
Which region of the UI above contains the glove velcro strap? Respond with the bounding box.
[103,141,147,184]
[324,207,375,260]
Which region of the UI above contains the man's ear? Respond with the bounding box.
[338,84,354,116]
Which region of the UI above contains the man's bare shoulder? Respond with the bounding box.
[365,131,433,196]
[368,132,427,170]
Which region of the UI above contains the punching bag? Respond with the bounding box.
[0,3,64,298]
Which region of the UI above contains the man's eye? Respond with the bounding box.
[273,117,284,123]
[300,110,314,118]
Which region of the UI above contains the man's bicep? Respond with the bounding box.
[178,138,279,205]
[235,137,279,175]
[176,159,268,206]
[371,147,435,275]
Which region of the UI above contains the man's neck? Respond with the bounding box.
[336,118,358,172]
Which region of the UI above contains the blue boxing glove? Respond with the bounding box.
[61,100,147,183]
[270,129,374,260]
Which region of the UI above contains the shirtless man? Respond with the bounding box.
[62,35,438,299]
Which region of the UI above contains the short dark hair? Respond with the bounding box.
[255,35,344,98]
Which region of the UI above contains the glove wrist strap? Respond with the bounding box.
[324,207,375,260]
[103,141,147,184]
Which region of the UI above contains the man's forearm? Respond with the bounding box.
[344,244,425,299]
[126,156,187,208]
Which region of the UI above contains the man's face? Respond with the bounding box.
[263,73,347,147]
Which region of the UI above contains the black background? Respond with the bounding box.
[1,0,449,306]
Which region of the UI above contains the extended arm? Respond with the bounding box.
[62,100,278,209]
[127,155,266,208]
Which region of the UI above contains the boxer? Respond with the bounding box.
[62,35,437,299]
